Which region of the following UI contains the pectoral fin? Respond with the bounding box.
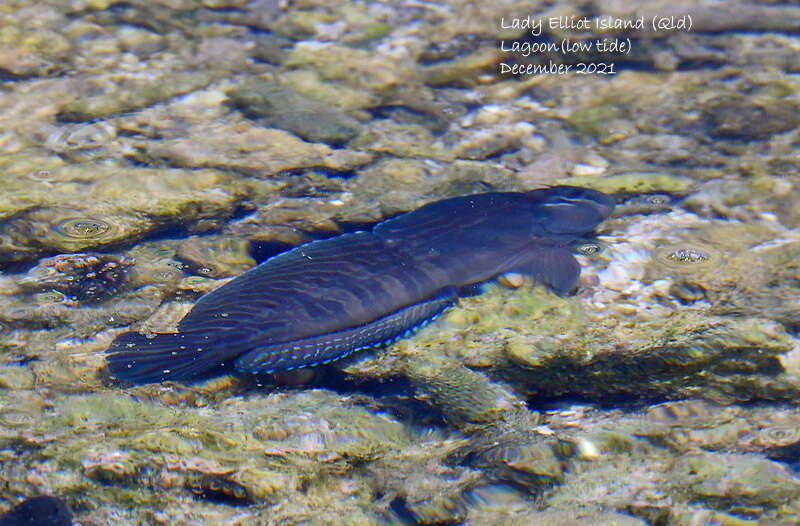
[511,247,581,295]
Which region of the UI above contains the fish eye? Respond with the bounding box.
[545,187,608,208]
[576,242,603,256]
[644,194,670,205]
[556,187,587,200]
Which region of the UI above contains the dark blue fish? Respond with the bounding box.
[106,186,614,384]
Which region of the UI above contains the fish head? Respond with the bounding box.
[527,186,616,235]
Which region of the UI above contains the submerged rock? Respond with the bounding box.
[700,95,800,140]
[402,354,523,425]
[473,508,647,526]
[0,165,244,265]
[141,121,373,177]
[176,235,254,278]
[503,306,794,403]
[557,172,694,195]
[58,71,216,122]
[18,253,135,302]
[670,452,800,506]
[227,81,359,146]
[8,388,473,524]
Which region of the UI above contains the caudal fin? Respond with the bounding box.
[106,330,245,384]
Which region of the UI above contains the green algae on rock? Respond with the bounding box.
[670,452,800,506]
[58,71,216,122]
[141,121,373,177]
[0,3,72,77]
[0,165,244,264]
[402,354,520,425]
[7,388,475,524]
[477,508,648,526]
[227,81,360,146]
[280,69,379,111]
[507,312,794,402]
[285,41,415,93]
[556,172,694,195]
[350,119,455,161]
[0,365,35,390]
[567,102,626,138]
[175,235,254,278]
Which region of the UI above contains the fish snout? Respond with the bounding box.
[535,186,616,234]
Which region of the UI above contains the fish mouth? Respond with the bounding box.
[583,197,616,220]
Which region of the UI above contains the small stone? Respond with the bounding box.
[498,272,524,289]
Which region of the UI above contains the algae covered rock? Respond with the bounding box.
[469,436,565,490]
[0,4,72,77]
[335,257,798,404]
[482,508,648,526]
[227,81,360,146]
[635,399,800,459]
[402,353,521,425]
[3,388,476,524]
[606,213,800,331]
[0,164,245,264]
[670,452,800,506]
[506,311,794,402]
[351,118,455,161]
[567,102,626,139]
[175,234,254,278]
[285,41,415,93]
[556,172,694,195]
[224,195,345,246]
[58,70,216,122]
[142,121,373,177]
[700,95,800,140]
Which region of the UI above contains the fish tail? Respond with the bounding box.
[106,330,241,384]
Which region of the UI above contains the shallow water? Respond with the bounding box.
[1,0,800,524]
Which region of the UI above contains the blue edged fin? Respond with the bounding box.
[234,287,457,374]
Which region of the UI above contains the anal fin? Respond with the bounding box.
[235,287,457,374]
